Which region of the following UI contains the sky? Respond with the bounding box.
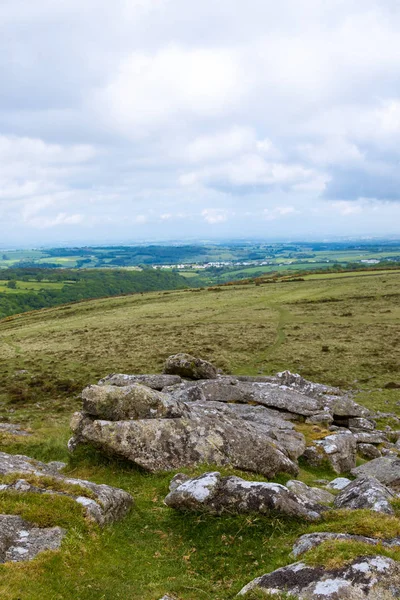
[1,0,400,246]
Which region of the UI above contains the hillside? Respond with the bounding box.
[0,271,399,599]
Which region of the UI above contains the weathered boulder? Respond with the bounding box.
[0,452,133,525]
[238,556,400,598]
[351,457,400,491]
[163,353,217,380]
[334,475,395,515]
[286,480,334,505]
[70,412,299,477]
[164,472,323,520]
[0,514,65,563]
[292,532,400,558]
[358,443,381,460]
[82,383,187,421]
[98,373,182,390]
[314,433,357,474]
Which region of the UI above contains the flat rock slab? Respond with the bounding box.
[238,556,400,598]
[165,472,324,521]
[292,532,400,558]
[0,514,65,563]
[351,457,400,491]
[333,476,395,515]
[0,452,133,525]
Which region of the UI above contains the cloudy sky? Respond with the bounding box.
[1,0,400,245]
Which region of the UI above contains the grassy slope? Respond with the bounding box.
[0,273,399,599]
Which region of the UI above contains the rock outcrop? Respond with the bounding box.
[0,451,133,525]
[164,472,324,521]
[238,556,400,598]
[69,357,376,477]
[0,514,65,563]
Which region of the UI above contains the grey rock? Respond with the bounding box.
[348,417,376,431]
[46,461,67,473]
[82,383,187,421]
[98,373,182,390]
[305,412,334,426]
[238,556,400,598]
[292,532,400,558]
[353,431,388,444]
[329,395,371,419]
[169,473,190,492]
[314,433,357,474]
[286,480,334,505]
[0,423,31,436]
[171,378,322,417]
[0,514,65,563]
[70,412,299,478]
[326,477,351,490]
[302,446,325,467]
[163,353,217,380]
[165,472,323,521]
[334,475,395,514]
[0,451,133,525]
[267,370,345,401]
[351,457,400,491]
[358,443,381,460]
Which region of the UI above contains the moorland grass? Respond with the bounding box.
[0,273,398,598]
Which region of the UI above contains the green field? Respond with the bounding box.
[0,272,399,599]
[0,280,68,294]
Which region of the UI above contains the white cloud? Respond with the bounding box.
[201,208,229,224]
[95,45,243,136]
[263,205,298,221]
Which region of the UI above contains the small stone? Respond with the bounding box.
[326,477,351,490]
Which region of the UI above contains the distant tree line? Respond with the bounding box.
[0,269,188,319]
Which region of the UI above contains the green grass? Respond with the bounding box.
[0,272,399,598]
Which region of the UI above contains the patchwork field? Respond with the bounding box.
[0,272,399,599]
